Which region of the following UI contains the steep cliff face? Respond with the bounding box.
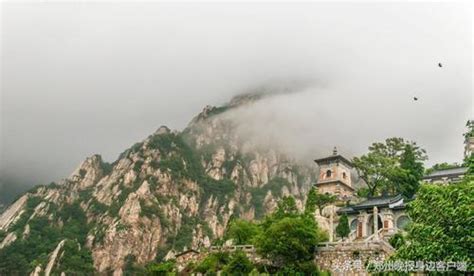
[0,95,318,275]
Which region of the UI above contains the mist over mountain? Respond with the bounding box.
[0,95,328,274]
[1,2,472,205]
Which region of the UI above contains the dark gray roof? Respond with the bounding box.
[337,194,404,214]
[337,206,356,214]
[314,154,353,167]
[353,194,402,209]
[423,167,468,178]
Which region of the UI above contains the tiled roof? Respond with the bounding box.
[352,194,403,209]
[423,167,468,178]
[314,154,353,167]
[337,194,404,214]
[337,206,356,214]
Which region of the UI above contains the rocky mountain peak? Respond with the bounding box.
[0,96,319,275]
[154,125,171,135]
[69,154,108,189]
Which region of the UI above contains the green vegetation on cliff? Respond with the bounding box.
[249,177,292,219]
[0,199,94,274]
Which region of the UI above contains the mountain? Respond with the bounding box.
[0,93,318,275]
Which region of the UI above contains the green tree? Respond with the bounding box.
[255,197,327,274]
[255,196,327,270]
[193,252,230,274]
[395,144,424,198]
[388,232,405,250]
[223,250,254,274]
[352,137,427,197]
[393,172,473,270]
[463,120,474,139]
[57,240,94,274]
[255,215,325,269]
[356,187,370,198]
[0,230,5,243]
[304,187,318,215]
[466,153,474,178]
[123,254,146,275]
[224,219,261,245]
[312,189,336,215]
[147,260,176,275]
[273,196,298,219]
[336,213,350,238]
[0,201,94,275]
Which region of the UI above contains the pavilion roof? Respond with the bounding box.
[337,194,404,214]
[423,167,468,179]
[314,154,353,167]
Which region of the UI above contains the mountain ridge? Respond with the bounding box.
[0,96,319,275]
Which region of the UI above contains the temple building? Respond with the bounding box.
[313,150,411,272]
[313,147,355,200]
[316,195,407,273]
[313,148,410,242]
[423,167,468,185]
[336,194,409,240]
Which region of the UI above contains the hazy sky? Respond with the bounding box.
[1,2,472,203]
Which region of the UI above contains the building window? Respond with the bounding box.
[326,170,332,178]
[396,216,411,230]
[342,172,347,179]
[350,219,358,231]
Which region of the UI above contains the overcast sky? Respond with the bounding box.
[1,2,472,203]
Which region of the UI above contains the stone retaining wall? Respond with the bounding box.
[314,241,394,275]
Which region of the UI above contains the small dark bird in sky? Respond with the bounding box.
[413,97,418,101]
[438,62,443,67]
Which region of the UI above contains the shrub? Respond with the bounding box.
[0,230,6,243]
[223,250,254,274]
[56,240,94,274]
[147,260,176,275]
[389,232,405,249]
[336,213,350,238]
[193,252,230,274]
[250,177,292,219]
[224,219,261,245]
[123,254,146,275]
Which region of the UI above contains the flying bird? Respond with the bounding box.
[413,97,418,101]
[438,62,443,68]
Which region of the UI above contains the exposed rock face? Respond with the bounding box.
[0,95,319,275]
[44,240,66,276]
[30,265,42,276]
[0,194,28,230]
[69,155,105,189]
[0,232,17,249]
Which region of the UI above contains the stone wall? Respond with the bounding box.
[315,241,394,275]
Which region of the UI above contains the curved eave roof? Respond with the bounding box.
[314,155,353,167]
[337,194,406,214]
[423,167,467,179]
